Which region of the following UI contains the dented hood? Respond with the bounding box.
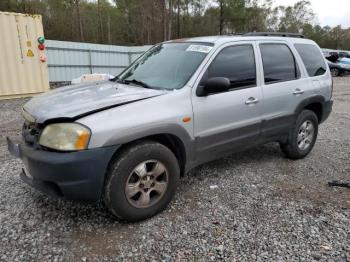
[23,81,166,123]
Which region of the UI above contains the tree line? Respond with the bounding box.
[1,0,350,50]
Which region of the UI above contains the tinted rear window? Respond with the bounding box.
[294,44,327,77]
[260,44,299,84]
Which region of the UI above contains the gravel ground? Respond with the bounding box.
[0,78,349,261]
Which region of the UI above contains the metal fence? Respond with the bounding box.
[46,40,151,82]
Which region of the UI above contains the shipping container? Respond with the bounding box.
[0,11,49,100]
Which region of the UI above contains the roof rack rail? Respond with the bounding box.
[244,32,305,38]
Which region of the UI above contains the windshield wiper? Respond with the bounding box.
[122,79,154,89]
[110,76,119,82]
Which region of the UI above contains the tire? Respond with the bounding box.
[280,110,318,159]
[104,140,180,222]
[331,68,339,77]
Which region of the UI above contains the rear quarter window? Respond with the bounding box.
[294,44,327,77]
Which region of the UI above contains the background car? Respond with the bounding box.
[328,61,345,76]
[338,51,350,58]
[325,52,350,76]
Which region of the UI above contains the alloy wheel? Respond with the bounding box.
[297,120,315,151]
[125,160,168,208]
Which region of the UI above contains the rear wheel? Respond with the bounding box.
[331,68,340,77]
[104,141,180,221]
[280,110,318,159]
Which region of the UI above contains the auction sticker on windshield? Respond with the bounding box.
[186,45,212,53]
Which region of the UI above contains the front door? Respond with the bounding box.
[192,42,263,164]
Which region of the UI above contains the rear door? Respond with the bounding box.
[192,42,263,163]
[257,41,311,140]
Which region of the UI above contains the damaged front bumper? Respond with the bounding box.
[7,137,119,202]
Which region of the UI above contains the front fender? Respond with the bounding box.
[103,123,193,146]
[77,88,194,166]
[105,123,194,160]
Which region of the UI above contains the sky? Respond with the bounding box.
[273,0,350,28]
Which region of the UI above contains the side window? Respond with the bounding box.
[260,43,299,84]
[294,44,327,77]
[204,45,256,89]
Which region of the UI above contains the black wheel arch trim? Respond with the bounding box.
[294,95,327,122]
[103,124,195,173]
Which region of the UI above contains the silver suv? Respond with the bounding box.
[8,33,333,221]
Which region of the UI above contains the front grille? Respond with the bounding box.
[22,121,41,146]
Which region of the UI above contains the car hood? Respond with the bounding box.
[23,81,167,123]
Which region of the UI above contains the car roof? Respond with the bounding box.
[166,35,317,46]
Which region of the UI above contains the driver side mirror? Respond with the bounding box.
[196,77,231,97]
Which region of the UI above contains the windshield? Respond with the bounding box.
[117,42,213,90]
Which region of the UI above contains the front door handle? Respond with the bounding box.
[293,88,305,95]
[245,97,259,105]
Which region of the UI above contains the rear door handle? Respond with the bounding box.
[293,88,304,95]
[245,97,259,105]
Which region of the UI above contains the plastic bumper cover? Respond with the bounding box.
[321,100,333,124]
[7,138,119,202]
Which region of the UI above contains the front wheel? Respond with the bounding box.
[280,110,318,159]
[104,141,180,222]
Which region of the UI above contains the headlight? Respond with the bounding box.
[39,123,91,151]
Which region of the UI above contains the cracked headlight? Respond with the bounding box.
[39,123,91,151]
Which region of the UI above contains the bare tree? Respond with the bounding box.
[161,0,167,40]
[168,0,173,40]
[107,14,111,44]
[73,0,84,41]
[176,0,180,38]
[219,0,224,35]
[97,0,104,43]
